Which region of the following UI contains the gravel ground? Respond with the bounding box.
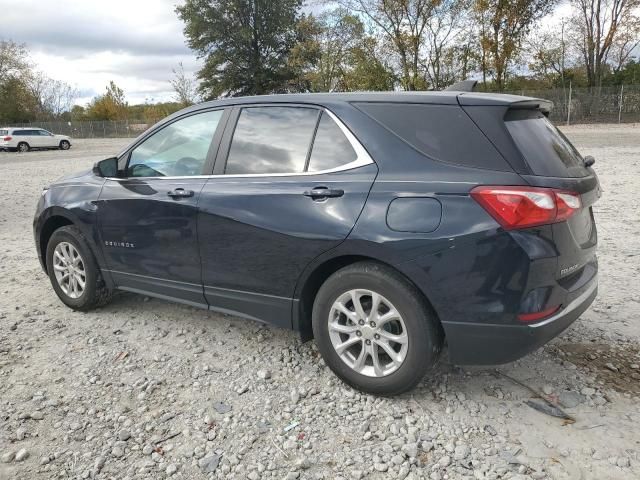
[0,126,639,480]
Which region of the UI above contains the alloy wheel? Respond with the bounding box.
[53,242,86,299]
[328,289,409,377]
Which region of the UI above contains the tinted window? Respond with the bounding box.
[505,110,588,178]
[225,107,318,174]
[307,113,357,172]
[127,110,223,177]
[13,130,26,136]
[355,102,511,171]
[0,130,7,136]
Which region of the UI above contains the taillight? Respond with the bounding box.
[518,305,560,322]
[470,186,581,229]
[2,136,11,141]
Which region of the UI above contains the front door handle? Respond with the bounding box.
[167,188,194,199]
[303,186,345,199]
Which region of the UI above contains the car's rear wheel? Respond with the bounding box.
[45,226,112,311]
[17,142,29,152]
[312,261,443,395]
[59,140,70,150]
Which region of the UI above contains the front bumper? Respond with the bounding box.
[443,277,598,365]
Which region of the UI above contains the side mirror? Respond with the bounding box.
[93,157,119,178]
[583,155,595,168]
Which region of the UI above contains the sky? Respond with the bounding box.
[1,0,573,107]
[0,0,200,105]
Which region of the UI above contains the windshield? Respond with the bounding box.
[505,110,589,178]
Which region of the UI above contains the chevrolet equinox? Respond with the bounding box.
[34,92,599,395]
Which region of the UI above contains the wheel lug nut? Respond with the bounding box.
[374,334,380,340]
[369,321,376,328]
[365,339,371,345]
[356,331,362,337]
[358,320,365,325]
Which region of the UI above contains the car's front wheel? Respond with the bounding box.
[45,226,112,311]
[312,261,443,395]
[59,140,70,150]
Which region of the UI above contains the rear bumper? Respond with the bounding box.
[443,277,597,365]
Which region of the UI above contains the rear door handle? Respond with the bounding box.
[167,188,194,198]
[303,186,344,199]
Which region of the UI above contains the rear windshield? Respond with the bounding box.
[354,102,512,171]
[505,110,588,177]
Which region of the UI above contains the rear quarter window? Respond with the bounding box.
[0,130,8,136]
[505,109,588,178]
[353,102,512,171]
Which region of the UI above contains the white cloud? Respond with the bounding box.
[1,0,199,104]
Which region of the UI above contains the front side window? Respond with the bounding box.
[307,112,357,172]
[127,110,223,177]
[225,106,318,175]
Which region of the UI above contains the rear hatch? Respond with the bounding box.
[460,95,600,289]
[507,109,599,289]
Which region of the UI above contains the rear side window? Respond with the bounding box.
[0,130,7,136]
[225,107,318,175]
[307,112,357,172]
[354,102,511,171]
[505,110,588,178]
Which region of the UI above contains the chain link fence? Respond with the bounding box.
[6,85,639,137]
[4,120,146,139]
[506,84,640,124]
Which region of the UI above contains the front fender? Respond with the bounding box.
[34,180,112,288]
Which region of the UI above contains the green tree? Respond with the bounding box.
[87,81,128,120]
[177,0,302,98]
[288,9,395,92]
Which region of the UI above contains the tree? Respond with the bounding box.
[28,71,79,119]
[423,0,475,89]
[86,81,128,120]
[170,62,200,106]
[0,40,30,83]
[527,22,572,87]
[337,0,439,90]
[288,9,394,92]
[571,0,640,88]
[474,0,557,90]
[176,0,302,98]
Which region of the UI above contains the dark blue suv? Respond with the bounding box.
[34,92,599,394]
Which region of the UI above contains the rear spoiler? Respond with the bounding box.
[510,99,553,115]
[457,93,553,116]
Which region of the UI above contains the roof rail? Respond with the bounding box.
[444,80,477,92]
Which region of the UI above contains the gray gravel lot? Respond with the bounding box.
[1,127,639,480]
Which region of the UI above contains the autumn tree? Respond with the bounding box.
[571,0,640,87]
[177,0,302,98]
[474,0,557,90]
[87,81,128,120]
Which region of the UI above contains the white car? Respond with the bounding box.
[0,127,72,152]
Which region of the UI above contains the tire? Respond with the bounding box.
[17,142,29,152]
[59,140,70,150]
[45,225,112,311]
[312,261,443,395]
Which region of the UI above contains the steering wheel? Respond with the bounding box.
[173,157,203,176]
